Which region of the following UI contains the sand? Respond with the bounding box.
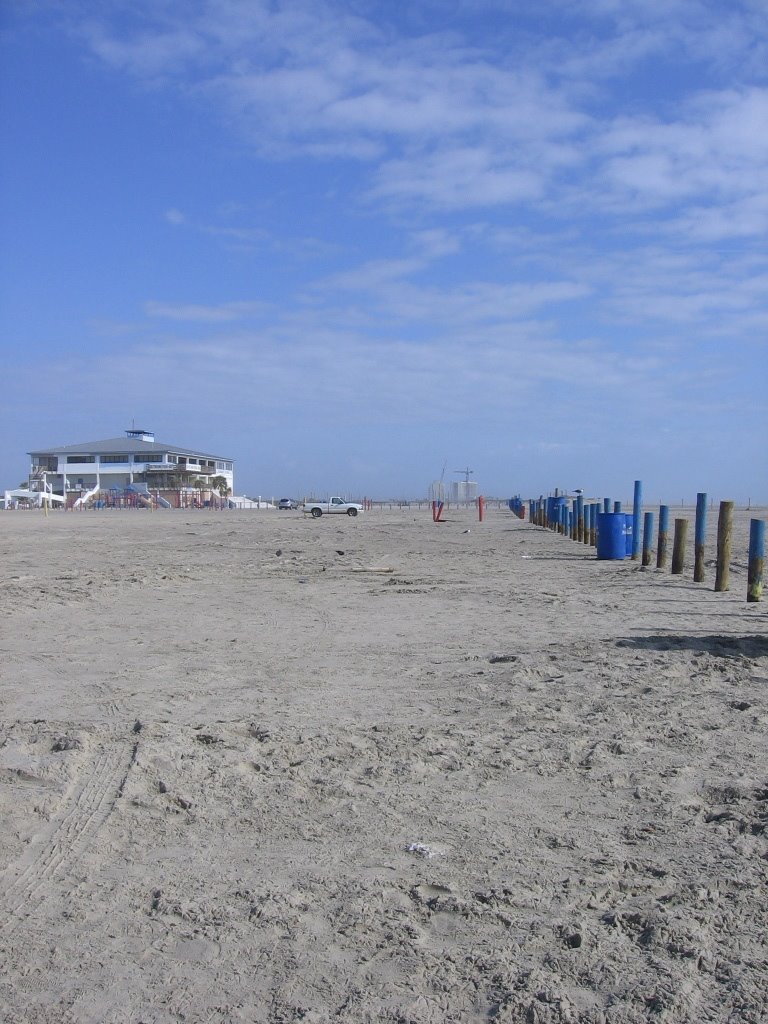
[0,505,766,1023]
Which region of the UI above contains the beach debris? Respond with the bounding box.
[176,795,193,810]
[336,550,345,555]
[132,719,143,734]
[158,780,169,794]
[195,733,221,745]
[463,529,471,533]
[248,724,271,742]
[275,549,282,556]
[51,734,82,752]
[405,842,436,859]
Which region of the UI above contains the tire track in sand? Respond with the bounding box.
[0,731,138,935]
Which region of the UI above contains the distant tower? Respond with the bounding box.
[428,480,445,501]
[126,427,155,442]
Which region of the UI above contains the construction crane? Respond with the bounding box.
[454,467,474,483]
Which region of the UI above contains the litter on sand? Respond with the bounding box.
[405,842,436,858]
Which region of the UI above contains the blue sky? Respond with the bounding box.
[1,0,766,502]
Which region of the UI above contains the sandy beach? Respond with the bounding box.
[1,505,766,1023]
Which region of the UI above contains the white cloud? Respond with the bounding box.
[61,0,765,237]
[144,300,268,322]
[596,88,768,208]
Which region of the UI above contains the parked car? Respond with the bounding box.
[278,498,297,510]
[302,496,364,518]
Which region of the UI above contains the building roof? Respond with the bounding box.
[29,437,233,461]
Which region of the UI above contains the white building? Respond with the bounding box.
[26,428,235,499]
[451,480,478,503]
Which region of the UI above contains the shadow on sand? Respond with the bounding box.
[616,634,768,659]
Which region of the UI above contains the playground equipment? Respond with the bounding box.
[74,483,101,508]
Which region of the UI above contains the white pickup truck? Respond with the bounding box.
[303,496,364,518]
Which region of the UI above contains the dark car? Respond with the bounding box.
[278,498,297,510]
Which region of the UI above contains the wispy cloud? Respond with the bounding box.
[64,0,766,240]
[144,300,269,322]
[3,0,767,498]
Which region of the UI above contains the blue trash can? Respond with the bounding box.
[597,513,626,559]
[624,514,633,556]
[546,495,566,526]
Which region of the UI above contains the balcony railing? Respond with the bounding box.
[142,463,215,475]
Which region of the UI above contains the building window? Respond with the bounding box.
[66,455,95,463]
[100,455,127,464]
[135,453,164,463]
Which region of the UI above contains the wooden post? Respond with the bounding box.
[642,511,654,566]
[694,492,707,582]
[715,501,734,592]
[478,495,484,522]
[613,500,622,513]
[672,519,688,574]
[631,480,642,560]
[656,505,669,569]
[747,519,764,602]
[576,495,584,543]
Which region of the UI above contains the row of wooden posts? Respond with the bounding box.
[524,482,764,603]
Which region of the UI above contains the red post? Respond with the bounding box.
[478,496,484,522]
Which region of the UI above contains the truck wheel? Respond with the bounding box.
[347,507,358,516]
[311,507,322,518]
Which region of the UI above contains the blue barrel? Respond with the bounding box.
[597,513,626,559]
[624,514,633,555]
